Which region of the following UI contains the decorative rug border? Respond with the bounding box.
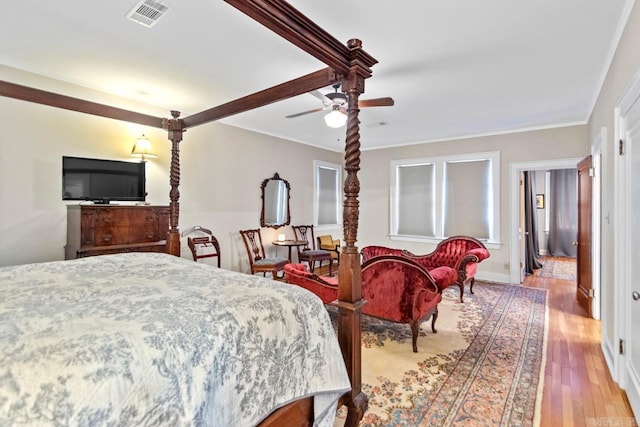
[415,282,548,426]
[332,281,549,427]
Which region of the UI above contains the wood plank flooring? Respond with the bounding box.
[523,267,637,426]
[315,259,638,425]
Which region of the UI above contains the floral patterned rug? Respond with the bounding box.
[332,281,548,427]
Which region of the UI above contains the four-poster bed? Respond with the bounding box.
[0,1,378,424]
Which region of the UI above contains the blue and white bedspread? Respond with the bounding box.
[0,253,350,426]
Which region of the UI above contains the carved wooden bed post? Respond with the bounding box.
[0,3,384,423]
[337,37,377,426]
[163,110,184,256]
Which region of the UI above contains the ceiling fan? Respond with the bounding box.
[286,84,394,128]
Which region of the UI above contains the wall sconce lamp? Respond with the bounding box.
[131,134,157,162]
[324,105,347,128]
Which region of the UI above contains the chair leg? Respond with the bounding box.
[410,320,419,353]
[470,277,475,294]
[431,306,438,333]
[458,281,464,303]
[328,259,332,276]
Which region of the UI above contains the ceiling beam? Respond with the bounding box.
[182,67,338,128]
[225,0,352,74]
[0,80,165,129]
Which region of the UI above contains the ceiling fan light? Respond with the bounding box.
[324,108,347,128]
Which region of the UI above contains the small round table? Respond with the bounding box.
[272,239,307,262]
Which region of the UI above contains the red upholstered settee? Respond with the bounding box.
[284,256,457,352]
[361,236,490,303]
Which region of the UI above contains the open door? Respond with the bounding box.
[576,156,593,316]
[519,172,526,283]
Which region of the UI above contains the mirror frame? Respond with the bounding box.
[260,172,291,229]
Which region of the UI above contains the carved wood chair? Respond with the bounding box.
[239,228,288,280]
[292,225,333,275]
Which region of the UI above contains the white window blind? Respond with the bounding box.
[390,151,500,243]
[314,160,342,227]
[397,164,435,236]
[443,159,491,238]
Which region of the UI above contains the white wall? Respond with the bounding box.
[358,125,587,283]
[587,0,640,381]
[0,67,596,285]
[0,66,341,269]
[177,122,341,272]
[0,66,171,265]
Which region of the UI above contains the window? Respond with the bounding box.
[314,160,342,227]
[390,151,500,243]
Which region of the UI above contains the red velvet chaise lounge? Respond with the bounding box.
[361,236,490,303]
[284,255,457,352]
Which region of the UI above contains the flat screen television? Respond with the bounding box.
[62,156,146,204]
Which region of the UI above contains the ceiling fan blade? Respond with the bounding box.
[285,107,325,118]
[359,97,395,108]
[310,90,332,106]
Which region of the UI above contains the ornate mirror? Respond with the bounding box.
[260,173,291,228]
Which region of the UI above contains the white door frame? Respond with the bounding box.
[509,158,583,285]
[613,66,640,417]
[591,129,604,321]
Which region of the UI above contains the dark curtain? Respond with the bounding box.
[524,171,542,274]
[547,169,578,257]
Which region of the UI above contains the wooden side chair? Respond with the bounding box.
[317,234,341,265]
[292,225,333,275]
[239,228,288,280]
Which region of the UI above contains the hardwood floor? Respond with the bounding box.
[523,268,637,426]
[314,260,638,425]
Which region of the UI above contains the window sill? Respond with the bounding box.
[389,234,502,251]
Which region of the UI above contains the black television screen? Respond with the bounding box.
[62,156,146,203]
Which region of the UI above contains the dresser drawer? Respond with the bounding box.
[67,205,170,259]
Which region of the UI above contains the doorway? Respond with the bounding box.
[509,159,584,284]
[522,169,579,279]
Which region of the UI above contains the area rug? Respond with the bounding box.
[538,258,576,281]
[332,281,548,427]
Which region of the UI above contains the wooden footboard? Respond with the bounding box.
[257,397,314,427]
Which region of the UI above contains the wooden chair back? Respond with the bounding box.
[292,225,333,275]
[239,228,266,267]
[239,228,288,279]
[292,225,316,250]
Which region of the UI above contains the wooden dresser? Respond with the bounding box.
[65,205,170,259]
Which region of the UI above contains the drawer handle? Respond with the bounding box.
[102,234,112,242]
[146,232,155,238]
[146,215,155,221]
[103,217,112,223]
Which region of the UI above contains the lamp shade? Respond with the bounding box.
[324,107,347,128]
[131,135,157,160]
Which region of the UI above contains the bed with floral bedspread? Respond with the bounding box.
[0,252,350,426]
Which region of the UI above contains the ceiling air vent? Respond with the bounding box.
[127,0,170,28]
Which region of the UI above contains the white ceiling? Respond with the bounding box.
[0,0,632,151]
